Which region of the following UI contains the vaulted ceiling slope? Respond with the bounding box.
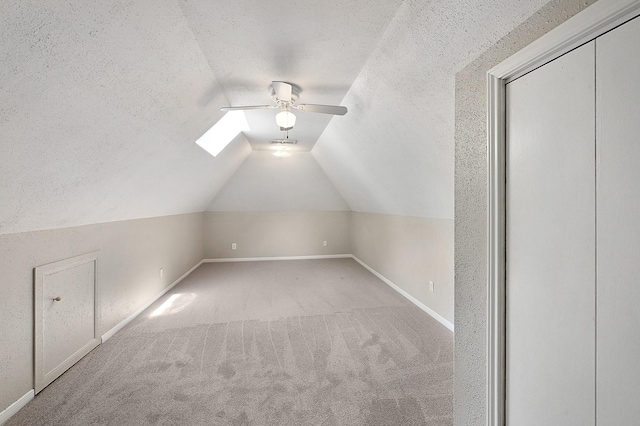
[0,0,400,234]
[1,0,550,235]
[178,0,405,153]
[312,0,550,220]
[0,0,247,234]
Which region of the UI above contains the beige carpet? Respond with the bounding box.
[8,259,453,425]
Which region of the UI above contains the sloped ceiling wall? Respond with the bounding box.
[0,0,254,234]
[1,0,553,235]
[312,0,550,219]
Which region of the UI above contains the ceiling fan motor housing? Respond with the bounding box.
[271,82,300,104]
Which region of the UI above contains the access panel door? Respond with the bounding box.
[34,251,100,394]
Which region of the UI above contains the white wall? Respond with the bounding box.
[207,151,349,212]
[0,213,203,413]
[204,151,352,258]
[203,211,350,258]
[351,212,454,324]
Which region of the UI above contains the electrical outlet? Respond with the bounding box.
[160,268,164,278]
[429,281,434,292]
[231,243,237,250]
[323,240,328,247]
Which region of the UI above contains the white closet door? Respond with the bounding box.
[505,41,595,426]
[596,16,640,425]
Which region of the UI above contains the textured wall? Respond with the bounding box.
[0,0,255,235]
[207,152,349,212]
[351,212,454,324]
[203,211,350,258]
[453,0,597,424]
[0,213,203,413]
[312,0,550,220]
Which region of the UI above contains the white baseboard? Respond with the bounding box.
[101,260,204,342]
[203,254,352,263]
[0,389,34,425]
[351,255,454,332]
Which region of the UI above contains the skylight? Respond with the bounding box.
[195,111,250,157]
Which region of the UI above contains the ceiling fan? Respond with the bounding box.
[221,81,347,131]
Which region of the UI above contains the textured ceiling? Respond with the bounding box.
[312,0,551,219]
[0,0,252,234]
[178,0,404,152]
[1,0,552,234]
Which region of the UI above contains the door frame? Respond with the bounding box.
[486,0,640,424]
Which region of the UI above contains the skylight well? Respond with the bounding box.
[196,111,249,157]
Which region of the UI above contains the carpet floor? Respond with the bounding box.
[7,259,453,425]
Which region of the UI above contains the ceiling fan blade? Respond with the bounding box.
[295,104,348,115]
[220,105,277,111]
[271,81,292,102]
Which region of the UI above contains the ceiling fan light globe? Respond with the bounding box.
[276,111,296,129]
[273,150,290,158]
